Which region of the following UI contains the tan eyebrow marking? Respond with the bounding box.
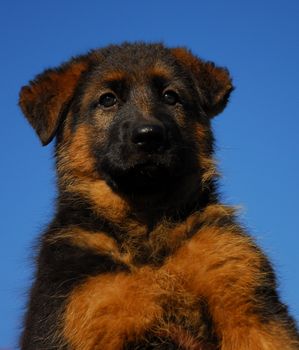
[148,64,173,81]
[101,70,128,86]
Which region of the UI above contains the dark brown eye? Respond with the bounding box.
[162,90,179,105]
[98,93,117,108]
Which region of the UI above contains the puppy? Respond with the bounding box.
[19,43,299,349]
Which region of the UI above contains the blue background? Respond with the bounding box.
[0,0,298,347]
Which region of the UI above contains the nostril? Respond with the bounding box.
[132,125,163,144]
[131,124,166,152]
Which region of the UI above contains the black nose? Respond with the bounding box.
[131,124,166,152]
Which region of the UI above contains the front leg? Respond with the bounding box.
[165,217,299,349]
[63,268,164,350]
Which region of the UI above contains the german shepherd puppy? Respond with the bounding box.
[19,43,299,349]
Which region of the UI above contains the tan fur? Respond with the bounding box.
[148,64,173,81]
[218,322,299,350]
[64,270,164,350]
[101,70,128,83]
[163,213,298,349]
[194,124,220,185]
[64,204,299,349]
[68,180,131,224]
[47,227,126,258]
[19,61,89,144]
[171,48,233,118]
[64,267,214,349]
[57,125,98,181]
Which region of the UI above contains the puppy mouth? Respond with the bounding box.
[97,123,199,195]
[100,154,185,195]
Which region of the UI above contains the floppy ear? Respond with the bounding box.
[171,48,233,118]
[19,57,90,145]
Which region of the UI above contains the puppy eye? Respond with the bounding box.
[98,93,117,108]
[162,90,179,105]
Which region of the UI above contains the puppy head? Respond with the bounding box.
[19,43,233,204]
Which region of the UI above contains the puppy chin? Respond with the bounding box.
[100,159,182,195]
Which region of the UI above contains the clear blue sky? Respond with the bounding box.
[0,0,298,347]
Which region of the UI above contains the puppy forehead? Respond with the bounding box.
[95,43,174,70]
[104,65,174,85]
[89,61,176,87]
[84,45,179,86]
